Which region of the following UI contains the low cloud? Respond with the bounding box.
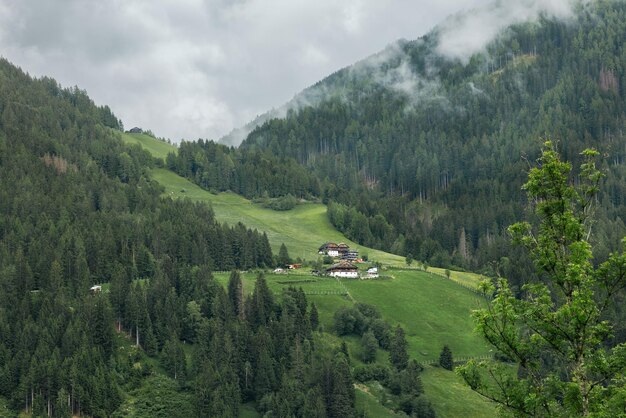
[436,0,579,63]
[0,0,492,143]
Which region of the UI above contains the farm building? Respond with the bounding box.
[127,127,143,134]
[90,285,102,293]
[326,261,358,278]
[319,242,340,257]
[365,267,379,278]
[341,249,358,261]
[319,242,352,258]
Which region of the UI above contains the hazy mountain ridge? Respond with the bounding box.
[236,0,626,277]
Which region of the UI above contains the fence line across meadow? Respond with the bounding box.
[421,354,495,366]
[303,290,348,296]
[427,271,492,299]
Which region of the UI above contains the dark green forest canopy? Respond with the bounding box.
[235,0,626,280]
[0,58,358,417]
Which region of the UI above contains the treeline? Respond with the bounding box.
[166,139,321,199]
[240,0,626,281]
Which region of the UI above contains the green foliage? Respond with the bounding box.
[310,302,319,331]
[161,337,186,380]
[361,330,378,363]
[278,243,292,266]
[439,345,453,371]
[389,326,409,371]
[458,143,626,416]
[256,193,299,211]
[113,375,194,418]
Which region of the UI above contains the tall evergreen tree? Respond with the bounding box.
[438,345,453,371]
[389,325,409,371]
[310,302,319,331]
[278,243,291,267]
[361,330,378,363]
[227,270,245,320]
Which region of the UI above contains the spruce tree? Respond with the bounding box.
[227,270,244,319]
[439,345,453,370]
[361,330,378,363]
[389,325,409,370]
[310,302,319,331]
[278,242,291,266]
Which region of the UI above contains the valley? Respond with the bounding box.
[124,131,496,417]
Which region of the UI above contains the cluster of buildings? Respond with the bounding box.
[318,242,358,261]
[273,241,379,279]
[318,242,377,279]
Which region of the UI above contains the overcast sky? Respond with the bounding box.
[1,0,578,143]
[0,0,499,142]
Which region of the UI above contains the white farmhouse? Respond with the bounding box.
[327,261,358,278]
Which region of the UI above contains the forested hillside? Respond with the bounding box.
[235,0,626,285]
[0,59,366,417]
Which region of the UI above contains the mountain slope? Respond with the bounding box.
[237,0,626,283]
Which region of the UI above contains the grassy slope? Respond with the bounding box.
[122,132,404,264]
[122,132,174,160]
[422,366,494,418]
[123,131,495,416]
[151,166,405,265]
[342,270,489,362]
[216,270,490,363]
[215,271,496,417]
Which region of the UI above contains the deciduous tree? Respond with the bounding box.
[459,142,626,416]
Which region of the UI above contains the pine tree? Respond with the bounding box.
[439,345,453,370]
[278,243,291,266]
[227,270,244,319]
[310,302,319,331]
[328,354,355,418]
[161,336,186,380]
[389,325,409,371]
[361,330,378,363]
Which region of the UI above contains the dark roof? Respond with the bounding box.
[327,261,357,272]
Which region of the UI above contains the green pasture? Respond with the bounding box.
[215,270,490,363]
[213,271,346,296]
[341,270,490,363]
[121,134,403,264]
[422,366,496,418]
[121,132,176,161]
[355,386,400,417]
[428,267,486,289]
[151,167,404,265]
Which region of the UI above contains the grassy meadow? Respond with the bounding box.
[215,270,490,363]
[121,132,175,161]
[151,167,405,265]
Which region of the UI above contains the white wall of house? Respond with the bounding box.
[328,250,339,257]
[329,270,358,278]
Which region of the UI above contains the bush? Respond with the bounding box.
[353,364,391,383]
[257,194,298,211]
[333,306,367,336]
